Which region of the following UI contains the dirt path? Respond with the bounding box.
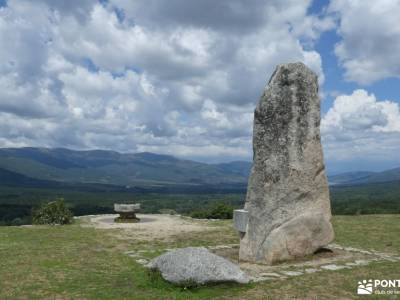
[80,214,216,241]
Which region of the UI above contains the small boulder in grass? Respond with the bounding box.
[147,247,249,286]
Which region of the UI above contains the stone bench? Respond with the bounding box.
[114,203,141,222]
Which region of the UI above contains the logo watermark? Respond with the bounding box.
[357,279,400,295]
[358,280,373,295]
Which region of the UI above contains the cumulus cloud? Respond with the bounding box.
[322,89,400,168]
[0,0,329,161]
[329,0,400,84]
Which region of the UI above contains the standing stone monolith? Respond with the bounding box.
[238,62,334,265]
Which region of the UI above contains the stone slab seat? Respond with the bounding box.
[114,203,141,222]
[114,203,140,213]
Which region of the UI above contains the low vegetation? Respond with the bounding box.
[0,179,399,225]
[32,199,73,225]
[190,202,234,219]
[330,180,400,215]
[0,185,244,225]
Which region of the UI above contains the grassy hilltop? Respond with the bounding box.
[1,214,399,299]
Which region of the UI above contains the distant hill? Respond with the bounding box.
[358,167,400,184]
[328,171,377,185]
[1,147,399,188]
[0,167,59,187]
[0,147,251,187]
[329,168,400,185]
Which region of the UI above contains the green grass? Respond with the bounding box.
[333,214,400,253]
[0,221,248,299]
[1,215,400,299]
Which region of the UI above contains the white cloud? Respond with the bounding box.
[0,0,329,162]
[329,0,400,84]
[322,89,400,165]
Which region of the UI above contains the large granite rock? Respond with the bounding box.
[148,247,249,285]
[239,62,334,265]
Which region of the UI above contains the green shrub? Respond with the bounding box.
[208,202,234,219]
[32,199,73,225]
[190,209,209,219]
[190,202,233,219]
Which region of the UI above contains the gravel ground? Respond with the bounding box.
[81,214,216,241]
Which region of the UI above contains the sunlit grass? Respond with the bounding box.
[0,215,399,299]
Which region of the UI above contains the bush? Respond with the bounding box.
[32,199,73,225]
[190,210,209,219]
[190,202,234,219]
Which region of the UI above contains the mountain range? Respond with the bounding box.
[328,169,400,185]
[0,147,251,187]
[0,147,399,187]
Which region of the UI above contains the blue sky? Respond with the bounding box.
[0,0,399,174]
[310,0,400,112]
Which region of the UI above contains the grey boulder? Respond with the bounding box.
[147,247,249,285]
